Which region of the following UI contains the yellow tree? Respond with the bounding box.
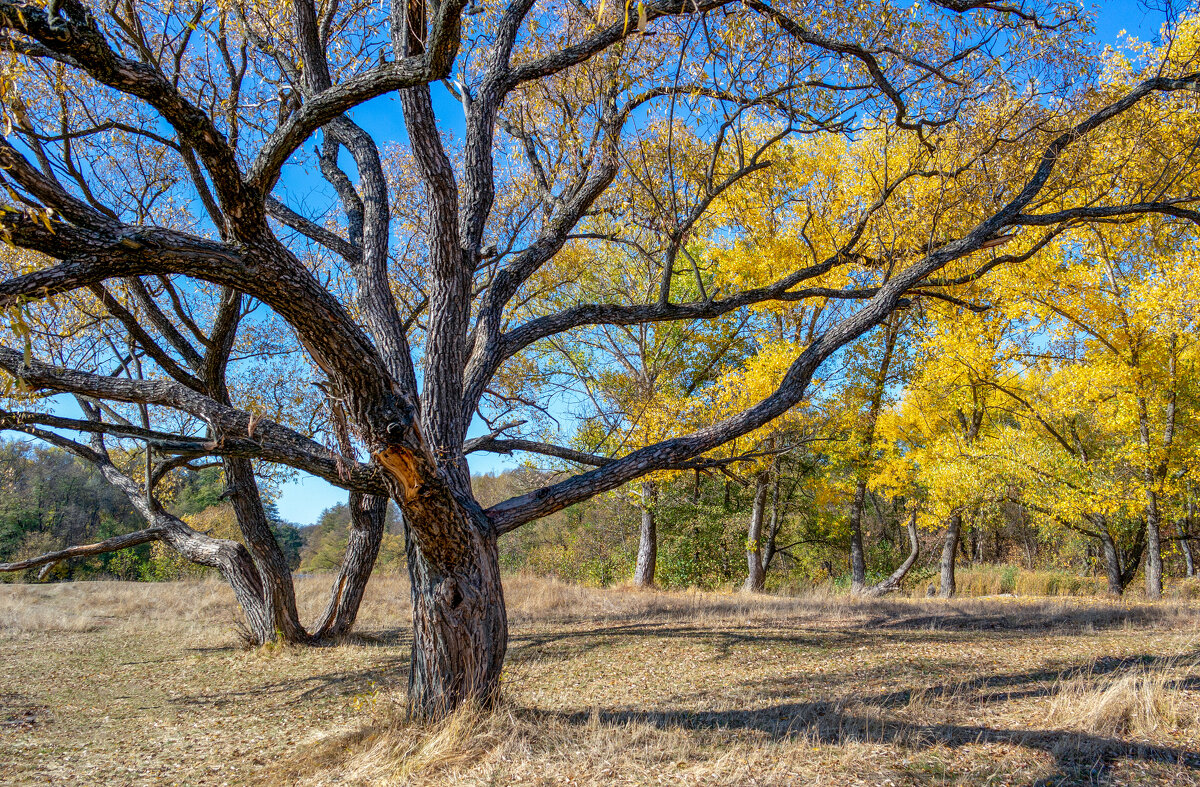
[987,218,1200,597]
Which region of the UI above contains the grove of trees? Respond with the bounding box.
[0,0,1197,721]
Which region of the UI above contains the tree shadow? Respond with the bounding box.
[528,700,1199,786]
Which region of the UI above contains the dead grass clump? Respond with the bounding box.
[1045,661,1196,738]
[294,699,501,785]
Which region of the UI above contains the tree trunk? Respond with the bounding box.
[1181,536,1195,578]
[939,513,962,598]
[762,471,782,572]
[864,509,919,596]
[223,457,307,642]
[743,471,770,593]
[633,482,657,588]
[1098,525,1124,597]
[1145,490,1163,599]
[403,503,507,721]
[848,479,868,594]
[315,492,387,639]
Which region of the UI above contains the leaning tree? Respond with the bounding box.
[0,0,1197,719]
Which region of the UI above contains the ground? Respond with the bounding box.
[1,575,1199,786]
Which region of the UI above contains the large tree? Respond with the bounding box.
[0,0,1197,719]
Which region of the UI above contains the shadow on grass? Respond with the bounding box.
[533,700,1199,786]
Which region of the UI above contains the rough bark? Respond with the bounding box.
[1182,536,1196,578]
[223,456,307,642]
[404,501,506,720]
[315,493,388,639]
[633,482,658,588]
[743,470,770,593]
[939,513,962,598]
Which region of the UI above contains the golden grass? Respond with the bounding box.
[3,574,1200,785]
[1046,660,1197,738]
[922,565,1108,598]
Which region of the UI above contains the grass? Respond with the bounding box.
[2,573,1200,785]
[911,565,1108,598]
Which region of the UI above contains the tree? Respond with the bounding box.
[0,0,1197,720]
[981,217,1200,596]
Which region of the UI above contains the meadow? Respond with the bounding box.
[2,575,1199,786]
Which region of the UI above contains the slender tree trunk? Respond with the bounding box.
[315,492,387,639]
[633,482,657,588]
[224,457,307,642]
[743,471,770,593]
[939,513,962,598]
[864,509,919,596]
[762,471,782,572]
[848,479,868,594]
[1144,490,1164,599]
[1185,500,1196,578]
[1117,520,1148,592]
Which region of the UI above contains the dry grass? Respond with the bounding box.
[1045,660,1197,738]
[921,565,1108,598]
[3,574,1200,785]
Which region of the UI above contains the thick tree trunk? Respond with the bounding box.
[939,513,962,598]
[224,457,307,642]
[403,503,507,721]
[315,492,387,639]
[743,471,770,593]
[848,479,868,594]
[1145,490,1164,599]
[633,482,657,588]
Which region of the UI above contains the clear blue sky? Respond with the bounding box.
[274,0,1173,525]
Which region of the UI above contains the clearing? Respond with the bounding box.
[2,575,1199,786]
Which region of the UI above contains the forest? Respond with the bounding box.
[0,0,1200,782]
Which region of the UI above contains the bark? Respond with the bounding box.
[223,456,307,642]
[315,492,388,639]
[1117,521,1148,592]
[762,471,782,571]
[863,509,919,597]
[404,502,507,720]
[1098,526,1124,597]
[633,482,658,588]
[743,471,770,593]
[1182,536,1195,578]
[847,317,898,596]
[939,513,962,598]
[848,479,868,594]
[1144,490,1164,599]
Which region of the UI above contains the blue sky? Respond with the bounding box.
[274,0,1174,525]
